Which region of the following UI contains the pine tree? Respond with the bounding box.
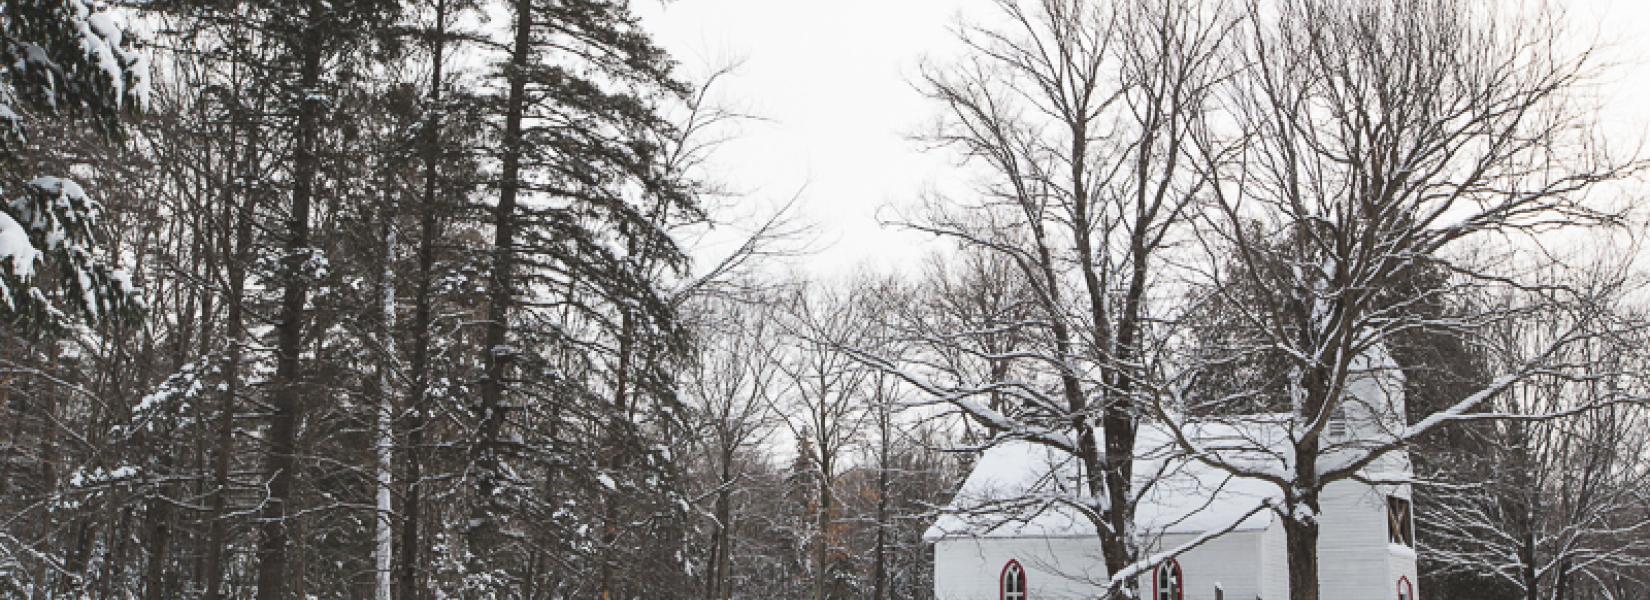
[0,0,145,327]
[463,0,695,595]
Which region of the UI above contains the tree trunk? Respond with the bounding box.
[397,2,448,598]
[1552,559,1571,600]
[188,128,218,600]
[0,339,13,501]
[1023,216,1127,591]
[373,186,398,600]
[142,457,173,600]
[873,427,889,600]
[255,7,324,597]
[813,454,831,600]
[468,0,530,578]
[1285,431,1323,600]
[141,308,174,596]
[1283,510,1321,600]
[702,492,725,600]
[714,455,734,600]
[599,315,635,600]
[40,381,63,596]
[1521,529,1539,600]
[205,133,256,600]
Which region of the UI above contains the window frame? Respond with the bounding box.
[1000,559,1027,600]
[1388,496,1415,547]
[1397,575,1414,600]
[1152,558,1184,600]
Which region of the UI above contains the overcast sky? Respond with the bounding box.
[635,0,1650,277]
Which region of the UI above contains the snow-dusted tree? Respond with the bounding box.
[0,0,145,326]
[1419,291,1650,600]
[394,1,480,596]
[774,276,885,600]
[852,420,961,600]
[863,366,904,600]
[679,293,785,600]
[219,3,398,598]
[678,276,959,599]
[140,1,404,597]
[904,247,1038,439]
[462,0,696,594]
[872,0,1230,593]
[850,347,958,600]
[0,2,148,596]
[1,0,726,598]
[1161,1,1646,599]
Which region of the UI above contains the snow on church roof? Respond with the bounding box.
[925,344,1406,544]
[923,420,1287,542]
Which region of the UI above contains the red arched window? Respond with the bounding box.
[1397,576,1415,600]
[1001,560,1027,600]
[1153,559,1184,600]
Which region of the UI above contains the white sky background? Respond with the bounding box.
[636,0,1650,278]
[634,0,995,277]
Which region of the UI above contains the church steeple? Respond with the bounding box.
[1335,343,1408,442]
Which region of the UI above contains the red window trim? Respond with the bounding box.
[1000,559,1027,600]
[1152,559,1184,600]
[1397,575,1415,600]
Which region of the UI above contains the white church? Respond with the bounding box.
[926,352,1420,600]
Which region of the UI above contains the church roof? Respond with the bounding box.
[925,344,1407,544]
[923,419,1289,542]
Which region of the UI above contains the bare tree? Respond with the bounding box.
[773,276,885,600]
[1421,293,1650,600]
[871,0,1231,593]
[908,248,1038,433]
[1156,1,1646,599]
[680,293,786,600]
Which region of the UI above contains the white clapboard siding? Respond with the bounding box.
[931,345,1419,600]
[934,536,1109,600]
[932,476,1420,600]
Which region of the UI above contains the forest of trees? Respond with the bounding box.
[0,0,1647,599]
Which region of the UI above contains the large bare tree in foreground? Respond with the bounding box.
[862,0,1232,594]
[1155,1,1646,599]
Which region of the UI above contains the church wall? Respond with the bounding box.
[1317,478,1416,600]
[932,488,1419,600]
[1260,520,1290,600]
[1388,544,1420,600]
[1138,529,1269,600]
[934,536,1108,600]
[932,530,1268,600]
